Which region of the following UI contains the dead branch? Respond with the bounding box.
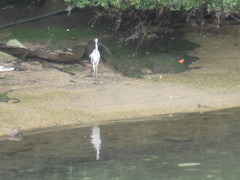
[0,43,88,63]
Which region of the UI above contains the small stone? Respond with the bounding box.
[198,104,209,108]
[70,37,77,40]
[64,48,73,52]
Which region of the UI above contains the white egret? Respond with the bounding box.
[89,38,100,78]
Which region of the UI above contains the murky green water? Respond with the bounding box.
[1,108,240,180]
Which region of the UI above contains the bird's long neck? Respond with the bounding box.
[95,41,98,51]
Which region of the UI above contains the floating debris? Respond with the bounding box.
[178,162,200,167]
[83,177,92,180]
[143,158,153,162]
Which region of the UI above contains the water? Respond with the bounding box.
[1,108,240,180]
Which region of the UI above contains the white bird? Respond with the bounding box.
[89,38,100,78]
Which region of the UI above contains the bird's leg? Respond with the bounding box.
[92,63,95,78]
[95,67,97,79]
[93,69,96,78]
[95,63,98,78]
[93,68,96,78]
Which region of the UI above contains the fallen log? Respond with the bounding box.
[0,43,88,63]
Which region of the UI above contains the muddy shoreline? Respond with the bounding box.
[0,61,240,138]
[1,23,240,138]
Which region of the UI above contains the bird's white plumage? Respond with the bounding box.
[89,38,100,78]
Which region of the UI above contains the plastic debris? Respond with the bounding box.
[0,65,14,72]
[178,59,185,64]
[6,39,27,48]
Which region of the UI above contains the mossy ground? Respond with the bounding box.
[4,26,190,78]
[102,38,190,78]
[0,93,9,102]
[6,26,99,42]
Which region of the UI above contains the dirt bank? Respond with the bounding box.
[0,23,240,138]
[0,60,240,137]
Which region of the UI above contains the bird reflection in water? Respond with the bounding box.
[90,126,101,160]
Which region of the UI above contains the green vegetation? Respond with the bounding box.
[63,0,239,78]
[0,93,10,102]
[66,0,240,11]
[65,0,240,46]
